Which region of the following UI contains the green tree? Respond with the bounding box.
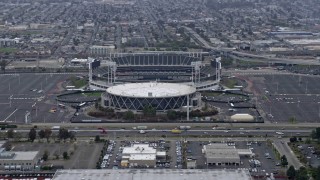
[287,165,296,179]
[95,135,101,142]
[0,60,7,73]
[42,150,49,161]
[316,166,320,180]
[123,111,134,120]
[58,128,69,141]
[38,129,45,140]
[288,116,296,124]
[311,127,320,140]
[4,142,11,151]
[143,105,156,116]
[6,129,15,139]
[296,166,309,180]
[44,128,52,142]
[281,155,288,167]
[167,110,177,120]
[63,151,69,160]
[28,128,37,142]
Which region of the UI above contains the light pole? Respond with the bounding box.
[305,81,308,94]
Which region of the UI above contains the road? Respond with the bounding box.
[273,140,303,169]
[11,128,312,139]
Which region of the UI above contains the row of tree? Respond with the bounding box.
[286,166,320,180]
[26,128,75,142]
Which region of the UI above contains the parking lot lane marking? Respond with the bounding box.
[2,108,18,122]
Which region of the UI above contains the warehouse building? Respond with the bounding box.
[122,144,166,168]
[52,169,252,180]
[0,148,39,171]
[202,143,252,166]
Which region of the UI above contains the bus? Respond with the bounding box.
[58,103,66,109]
[66,85,75,89]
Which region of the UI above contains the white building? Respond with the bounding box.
[52,169,253,180]
[0,148,39,171]
[202,143,252,166]
[122,144,166,168]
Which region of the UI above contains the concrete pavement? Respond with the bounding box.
[273,140,303,169]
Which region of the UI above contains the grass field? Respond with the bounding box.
[82,92,102,97]
[70,76,87,88]
[221,78,238,88]
[0,47,17,54]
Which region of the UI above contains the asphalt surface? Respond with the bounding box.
[273,140,303,169]
[0,73,83,123]
[231,70,320,123]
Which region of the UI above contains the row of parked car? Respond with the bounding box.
[100,140,116,169]
[176,141,183,169]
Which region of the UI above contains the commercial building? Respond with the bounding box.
[121,144,166,168]
[202,143,252,166]
[0,148,39,171]
[52,169,252,180]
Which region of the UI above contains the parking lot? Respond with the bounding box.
[289,143,320,168]
[185,140,282,176]
[0,73,82,123]
[244,74,320,122]
[98,140,172,169]
[12,140,103,169]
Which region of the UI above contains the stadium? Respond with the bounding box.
[89,52,221,91]
[88,52,220,112]
[101,82,201,111]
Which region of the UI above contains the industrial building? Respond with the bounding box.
[0,148,39,171]
[102,82,201,112]
[202,143,252,166]
[52,169,252,180]
[121,144,166,168]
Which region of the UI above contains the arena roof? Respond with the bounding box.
[106,83,196,98]
[52,169,252,180]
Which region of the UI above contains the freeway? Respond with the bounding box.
[11,128,311,138]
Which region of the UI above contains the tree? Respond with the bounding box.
[311,127,320,140]
[95,135,101,142]
[4,142,11,151]
[167,110,177,120]
[296,166,309,180]
[316,166,320,180]
[6,129,15,139]
[143,105,156,116]
[288,117,296,124]
[287,165,296,179]
[0,60,7,73]
[123,111,134,120]
[28,128,37,142]
[58,128,70,141]
[63,152,69,160]
[38,130,45,140]
[42,150,49,161]
[44,129,52,142]
[290,136,297,143]
[281,155,288,167]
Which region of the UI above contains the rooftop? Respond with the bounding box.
[122,144,157,155]
[107,82,196,98]
[52,169,252,180]
[0,151,38,161]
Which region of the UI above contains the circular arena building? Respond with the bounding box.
[101,82,201,112]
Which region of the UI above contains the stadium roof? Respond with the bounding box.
[52,169,252,180]
[107,82,196,98]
